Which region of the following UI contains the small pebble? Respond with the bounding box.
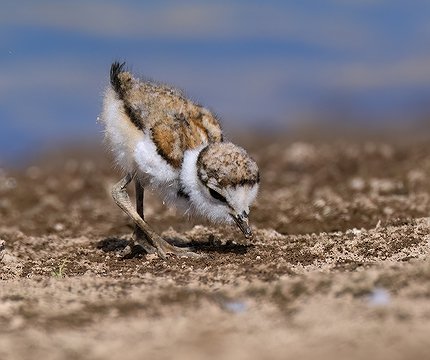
[367,288,390,307]
[223,301,247,314]
[54,223,65,232]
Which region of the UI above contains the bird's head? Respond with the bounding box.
[180,142,260,238]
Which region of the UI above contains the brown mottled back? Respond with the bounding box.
[151,103,222,168]
[112,66,223,168]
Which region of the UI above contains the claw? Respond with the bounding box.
[152,235,201,258]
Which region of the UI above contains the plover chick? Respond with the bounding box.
[100,62,260,258]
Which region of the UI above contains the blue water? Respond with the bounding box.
[1,0,430,165]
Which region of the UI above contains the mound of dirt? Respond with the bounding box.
[1,137,430,359]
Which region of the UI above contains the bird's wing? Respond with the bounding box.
[151,106,223,169]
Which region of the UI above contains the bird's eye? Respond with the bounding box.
[209,188,227,203]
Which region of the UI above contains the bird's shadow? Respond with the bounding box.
[96,237,145,259]
[96,237,129,252]
[96,235,251,258]
[167,236,252,255]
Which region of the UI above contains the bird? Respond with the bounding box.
[100,62,260,258]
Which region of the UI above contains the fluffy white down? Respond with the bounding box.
[133,137,188,208]
[101,88,142,173]
[134,138,177,185]
[101,88,186,209]
[224,184,259,217]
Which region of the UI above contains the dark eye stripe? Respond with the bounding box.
[209,188,227,203]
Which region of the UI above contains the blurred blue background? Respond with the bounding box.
[1,0,430,165]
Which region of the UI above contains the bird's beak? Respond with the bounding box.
[231,213,253,239]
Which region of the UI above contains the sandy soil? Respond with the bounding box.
[1,136,430,359]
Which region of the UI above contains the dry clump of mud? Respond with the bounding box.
[1,137,430,360]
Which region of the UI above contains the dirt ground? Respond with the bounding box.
[1,134,430,359]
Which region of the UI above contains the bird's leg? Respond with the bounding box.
[111,172,199,259]
[132,178,157,254]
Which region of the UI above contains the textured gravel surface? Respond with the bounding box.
[1,136,430,359]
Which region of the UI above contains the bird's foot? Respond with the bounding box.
[133,230,158,254]
[150,233,201,259]
[122,231,200,259]
[118,232,156,259]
